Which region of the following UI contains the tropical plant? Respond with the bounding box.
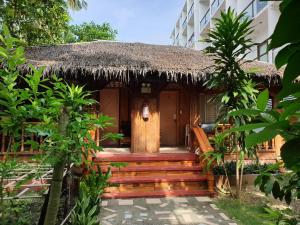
[71,191,99,225]
[65,22,118,43]
[226,0,300,204]
[80,165,112,213]
[203,8,258,199]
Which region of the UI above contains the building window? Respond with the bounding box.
[257,41,268,62]
[199,94,218,124]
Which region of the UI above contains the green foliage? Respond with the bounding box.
[1,199,44,225]
[0,0,71,46]
[213,161,279,176]
[66,22,118,43]
[71,191,99,225]
[0,26,120,224]
[80,165,111,211]
[216,196,298,225]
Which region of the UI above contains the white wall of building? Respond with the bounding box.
[170,0,281,64]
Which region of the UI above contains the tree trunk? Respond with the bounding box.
[235,149,240,199]
[43,106,70,225]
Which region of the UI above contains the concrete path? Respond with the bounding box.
[100,197,237,225]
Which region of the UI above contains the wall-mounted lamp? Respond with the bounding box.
[142,102,149,120]
[141,83,151,94]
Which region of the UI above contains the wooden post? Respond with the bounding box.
[207,172,215,196]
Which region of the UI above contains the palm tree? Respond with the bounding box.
[67,0,87,11]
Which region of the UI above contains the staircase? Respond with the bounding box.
[93,152,214,199]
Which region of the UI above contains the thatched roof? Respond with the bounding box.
[23,41,283,85]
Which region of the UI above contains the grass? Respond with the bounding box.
[214,192,298,225]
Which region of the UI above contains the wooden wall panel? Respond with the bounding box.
[100,88,119,146]
[131,97,159,153]
[160,91,178,146]
[179,89,190,145]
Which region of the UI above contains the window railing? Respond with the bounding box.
[244,0,268,19]
[188,32,195,47]
[200,8,210,31]
[188,2,194,21]
[182,17,187,29]
[257,0,268,14]
[211,0,224,15]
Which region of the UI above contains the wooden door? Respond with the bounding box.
[100,89,119,146]
[131,97,160,153]
[160,91,178,146]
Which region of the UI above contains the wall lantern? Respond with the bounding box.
[142,102,150,120]
[141,83,151,94]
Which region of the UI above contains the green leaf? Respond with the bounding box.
[228,123,269,133]
[260,112,278,123]
[272,181,281,199]
[275,43,300,69]
[229,109,261,117]
[246,128,278,148]
[280,138,300,170]
[283,51,300,86]
[279,103,300,120]
[257,89,269,111]
[285,190,292,205]
[269,0,300,49]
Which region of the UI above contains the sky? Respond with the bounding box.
[69,0,183,45]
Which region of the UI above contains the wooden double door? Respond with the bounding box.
[100,88,180,152]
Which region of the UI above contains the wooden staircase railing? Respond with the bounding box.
[191,126,214,195]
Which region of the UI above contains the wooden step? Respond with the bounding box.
[106,181,207,193]
[93,152,214,199]
[99,165,202,172]
[102,190,214,199]
[109,174,207,184]
[94,153,197,162]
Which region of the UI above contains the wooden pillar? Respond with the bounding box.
[131,97,160,153]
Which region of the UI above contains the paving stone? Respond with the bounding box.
[118,199,133,206]
[160,202,169,207]
[210,203,219,210]
[101,200,108,206]
[146,198,162,204]
[155,210,171,215]
[103,207,116,213]
[172,197,188,203]
[134,205,147,210]
[195,196,212,202]
[99,197,236,225]
[219,212,230,220]
[102,213,117,220]
[124,214,132,219]
[229,223,238,225]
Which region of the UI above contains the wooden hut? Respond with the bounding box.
[16,41,283,198]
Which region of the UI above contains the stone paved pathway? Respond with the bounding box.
[100,197,237,225]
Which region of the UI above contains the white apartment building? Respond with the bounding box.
[170,0,281,63]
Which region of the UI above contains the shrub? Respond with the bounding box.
[213,162,279,176]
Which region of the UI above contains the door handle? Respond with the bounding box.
[173,114,177,120]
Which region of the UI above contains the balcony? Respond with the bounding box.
[188,2,194,22]
[188,32,195,47]
[200,8,210,31]
[211,0,224,16]
[244,0,268,19]
[182,17,187,30]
